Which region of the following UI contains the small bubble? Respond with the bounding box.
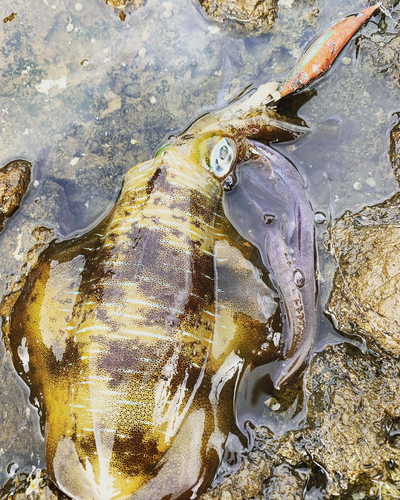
[260,342,269,351]
[223,175,235,191]
[314,211,327,224]
[263,214,275,225]
[7,463,19,476]
[294,269,305,288]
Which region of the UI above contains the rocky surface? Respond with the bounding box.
[103,0,145,20]
[327,193,400,357]
[201,342,400,499]
[326,111,400,359]
[0,161,31,233]
[0,470,69,500]
[198,0,279,34]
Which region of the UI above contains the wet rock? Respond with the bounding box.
[0,160,31,233]
[103,0,145,10]
[261,464,307,500]
[300,343,400,497]
[202,342,400,499]
[0,470,68,500]
[202,450,273,500]
[122,82,142,98]
[199,0,278,33]
[356,3,400,89]
[324,110,400,356]
[326,193,400,356]
[359,29,400,83]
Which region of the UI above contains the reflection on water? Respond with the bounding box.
[0,0,399,496]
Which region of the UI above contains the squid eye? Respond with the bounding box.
[210,138,236,178]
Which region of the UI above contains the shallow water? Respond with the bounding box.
[0,0,399,495]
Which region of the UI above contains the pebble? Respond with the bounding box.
[75,3,83,11]
[353,181,363,191]
[342,56,352,66]
[279,0,294,7]
[162,1,173,18]
[33,180,39,188]
[208,25,220,34]
[66,23,74,32]
[138,47,147,58]
[142,31,150,42]
[123,83,141,98]
[365,177,377,188]
[149,96,157,104]
[220,492,233,500]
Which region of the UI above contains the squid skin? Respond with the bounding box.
[6,143,281,500]
[223,141,317,389]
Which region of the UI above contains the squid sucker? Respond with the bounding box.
[2,5,379,500]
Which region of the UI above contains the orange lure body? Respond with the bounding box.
[279,4,380,97]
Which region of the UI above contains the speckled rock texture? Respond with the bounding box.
[198,0,279,33]
[0,470,69,500]
[327,193,400,356]
[103,0,145,11]
[326,113,400,357]
[203,342,400,499]
[0,161,31,233]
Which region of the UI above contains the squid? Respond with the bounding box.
[3,5,379,500]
